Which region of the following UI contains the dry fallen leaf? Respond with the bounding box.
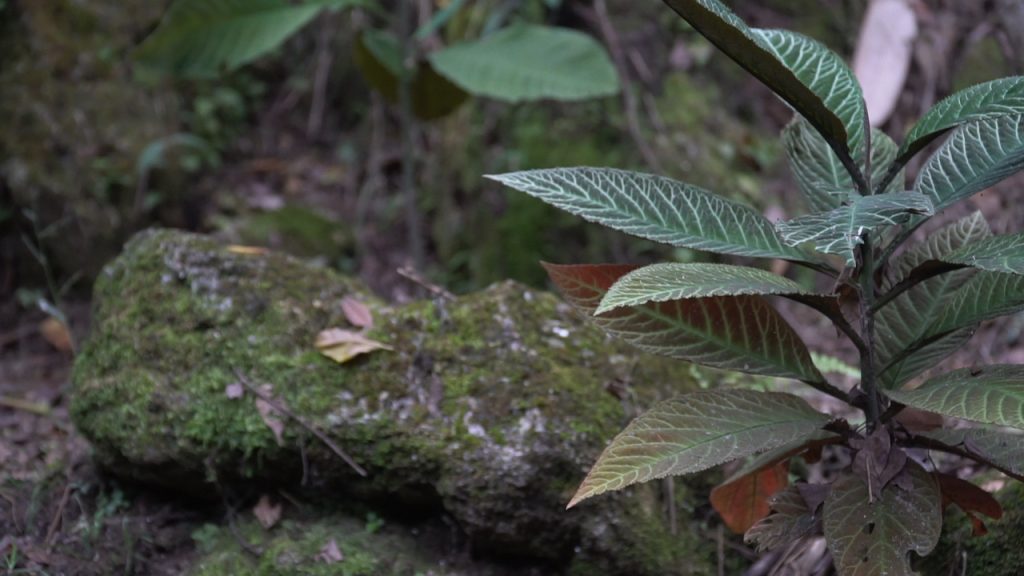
[253,494,282,529]
[225,382,245,399]
[255,384,286,445]
[341,296,374,329]
[315,328,392,364]
[227,245,269,255]
[318,538,344,564]
[39,317,73,352]
[853,0,918,126]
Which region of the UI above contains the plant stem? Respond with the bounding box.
[398,0,425,270]
[801,377,852,404]
[871,262,962,313]
[858,236,881,431]
[904,434,1024,484]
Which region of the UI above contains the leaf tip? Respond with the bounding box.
[566,489,591,510]
[483,172,514,185]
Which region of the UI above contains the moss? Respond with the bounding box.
[72,229,385,483]
[189,517,451,576]
[921,482,1024,575]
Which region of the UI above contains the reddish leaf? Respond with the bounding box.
[711,461,789,533]
[542,263,824,382]
[936,473,1003,536]
[341,296,374,329]
[894,406,944,432]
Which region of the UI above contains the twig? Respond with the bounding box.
[665,477,677,536]
[586,0,663,171]
[397,266,455,300]
[786,294,867,357]
[0,325,36,349]
[232,369,367,477]
[716,524,725,576]
[225,507,262,558]
[307,13,337,139]
[0,395,51,416]
[299,435,309,487]
[871,261,963,312]
[1,490,21,533]
[44,476,72,549]
[397,0,425,270]
[905,434,1024,484]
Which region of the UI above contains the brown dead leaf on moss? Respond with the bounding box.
[253,494,282,529]
[341,296,374,329]
[315,328,391,364]
[226,245,269,255]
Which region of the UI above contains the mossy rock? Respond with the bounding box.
[72,229,715,574]
[921,481,1024,575]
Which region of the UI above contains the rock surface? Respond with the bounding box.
[72,229,717,575]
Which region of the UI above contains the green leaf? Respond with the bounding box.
[428,24,619,102]
[877,212,991,388]
[135,0,367,77]
[942,233,1024,275]
[414,0,469,39]
[782,118,851,212]
[886,366,1024,429]
[746,485,822,552]
[927,271,1024,337]
[783,119,901,212]
[823,461,941,576]
[544,263,825,382]
[354,30,469,121]
[567,389,831,508]
[725,430,840,484]
[920,427,1024,476]
[488,168,820,263]
[661,0,865,162]
[596,263,814,314]
[896,77,1024,169]
[914,114,1024,213]
[870,129,905,195]
[776,192,933,266]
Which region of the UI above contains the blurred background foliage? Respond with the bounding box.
[2,0,1021,303]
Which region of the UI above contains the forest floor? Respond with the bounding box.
[4,208,1024,575]
[1,300,208,575]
